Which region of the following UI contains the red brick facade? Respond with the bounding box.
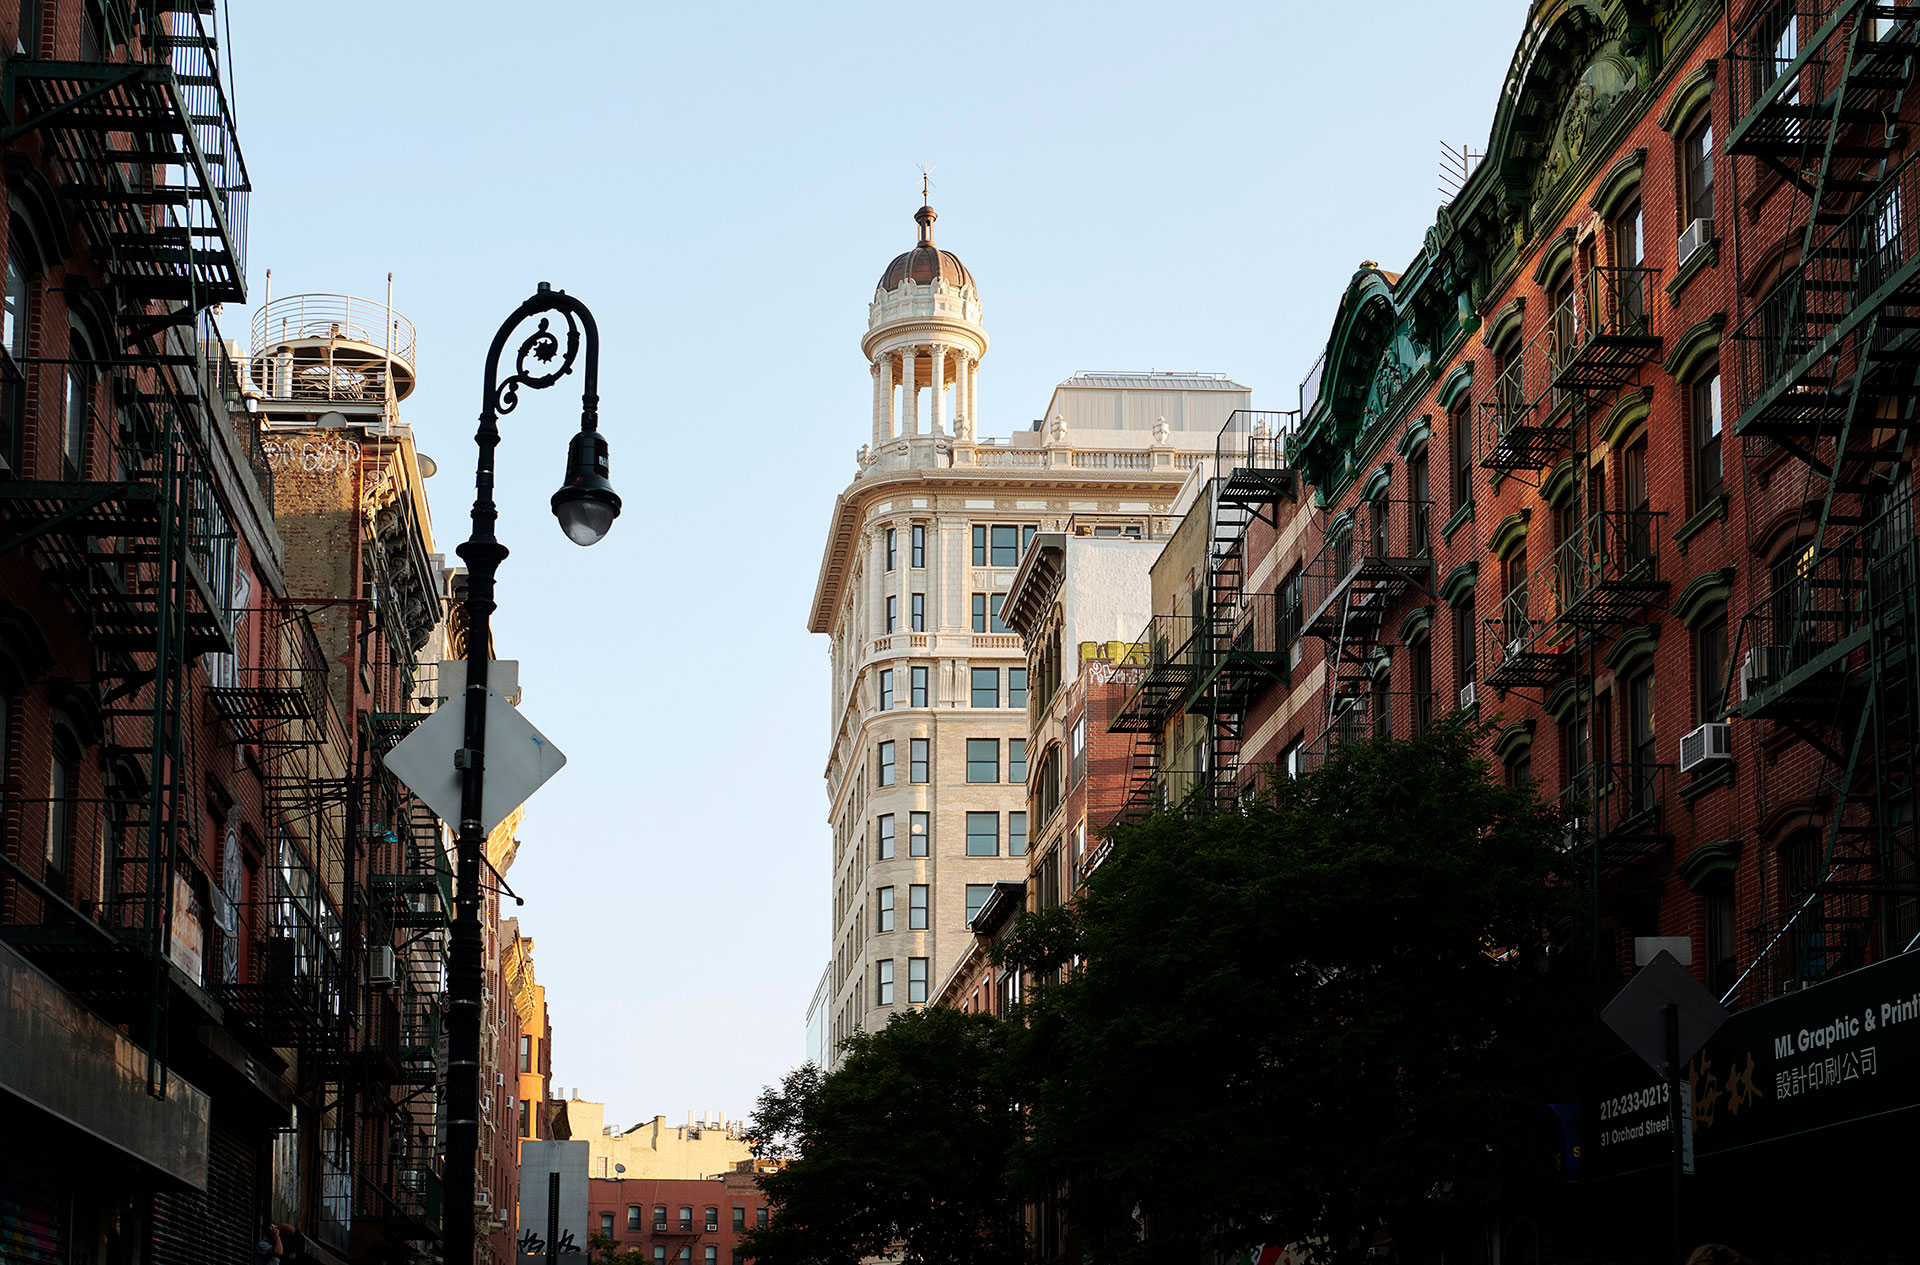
[585,1171,771,1265]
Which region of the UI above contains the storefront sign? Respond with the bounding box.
[168,875,204,986]
[1582,949,1920,1178]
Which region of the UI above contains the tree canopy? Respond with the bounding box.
[748,716,1576,1265]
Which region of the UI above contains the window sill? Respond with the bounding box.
[1679,758,1735,806]
[1665,237,1718,304]
[1673,493,1727,554]
[1441,500,1477,545]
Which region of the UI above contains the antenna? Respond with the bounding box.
[917,160,935,205]
[1439,142,1484,205]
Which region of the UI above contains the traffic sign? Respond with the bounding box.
[382,686,566,834]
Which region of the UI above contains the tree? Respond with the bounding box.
[999,714,1577,1264]
[741,1007,1028,1265]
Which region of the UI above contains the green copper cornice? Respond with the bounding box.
[1662,312,1726,381]
[1676,836,1741,891]
[1359,462,1394,502]
[1544,677,1590,723]
[1397,414,1433,458]
[1604,623,1659,675]
[1493,720,1536,765]
[1657,59,1717,133]
[1541,456,1580,508]
[1600,386,1653,451]
[1592,147,1648,220]
[1487,510,1531,561]
[1399,603,1436,646]
[1439,560,1479,607]
[1436,361,1475,412]
[1673,566,1734,628]
[1532,227,1577,291]
[1483,296,1526,349]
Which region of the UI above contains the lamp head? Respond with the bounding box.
[551,427,621,546]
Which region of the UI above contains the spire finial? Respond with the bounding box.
[914,161,937,248]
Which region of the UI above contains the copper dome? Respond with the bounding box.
[877,202,976,294]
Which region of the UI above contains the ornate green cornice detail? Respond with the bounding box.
[1544,677,1590,723]
[1532,227,1577,290]
[1441,499,1476,545]
[1673,566,1734,628]
[1487,510,1531,561]
[1436,361,1476,412]
[1603,623,1659,675]
[1359,462,1394,502]
[1483,295,1526,349]
[1493,720,1535,764]
[1541,456,1580,508]
[1397,414,1433,458]
[1657,59,1717,134]
[1327,506,1356,541]
[1599,386,1654,451]
[1592,147,1647,219]
[1676,835,1741,891]
[1662,312,1726,381]
[1399,603,1436,646]
[1439,560,1479,607]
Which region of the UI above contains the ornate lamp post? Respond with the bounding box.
[445,283,620,1263]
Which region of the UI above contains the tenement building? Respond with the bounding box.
[1115,1,1920,1257]
[806,193,1248,1058]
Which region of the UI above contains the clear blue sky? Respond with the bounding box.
[227,1,1528,1126]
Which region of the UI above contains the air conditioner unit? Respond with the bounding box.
[496,1071,505,1086]
[1459,681,1478,710]
[475,1190,491,1211]
[368,945,396,986]
[1506,635,1527,659]
[1679,722,1732,772]
[1741,646,1783,700]
[1679,217,1714,266]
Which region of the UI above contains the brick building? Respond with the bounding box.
[583,1168,775,1265]
[1109,0,1920,1257]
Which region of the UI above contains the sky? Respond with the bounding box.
[224,1,1529,1127]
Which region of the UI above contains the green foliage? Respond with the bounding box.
[741,1007,1027,1265]
[1000,714,1578,1263]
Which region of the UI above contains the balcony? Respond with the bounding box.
[1478,296,1578,474]
[250,293,419,409]
[1561,761,1675,871]
[1109,614,1199,734]
[1724,150,1920,451]
[1484,510,1668,689]
[0,6,250,308]
[1301,497,1432,641]
[1726,2,1916,168]
[1550,267,1661,394]
[207,602,330,747]
[1723,502,1916,721]
[1300,689,1437,772]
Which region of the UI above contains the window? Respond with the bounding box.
[1408,449,1430,553]
[1411,635,1433,735]
[520,1034,532,1074]
[1284,738,1306,779]
[1009,811,1027,857]
[1623,439,1651,563]
[1692,369,1723,507]
[3,246,27,469]
[966,739,1000,782]
[1007,668,1027,708]
[520,1097,532,1138]
[733,1207,746,1233]
[1070,719,1086,785]
[1696,606,1728,724]
[876,741,895,786]
[966,883,994,923]
[46,746,75,894]
[1629,669,1656,813]
[990,525,1019,566]
[967,812,1000,856]
[1502,550,1528,647]
[629,1206,644,1232]
[910,666,928,707]
[908,884,928,930]
[63,329,90,478]
[909,812,929,857]
[1683,113,1714,225]
[1450,402,1473,512]
[680,1208,694,1231]
[757,1208,768,1229]
[1705,880,1737,996]
[877,814,895,860]
[885,527,897,571]
[1509,753,1532,789]
[972,525,987,566]
[908,958,929,1003]
[655,1207,668,1231]
[680,1250,692,1264]
[1277,564,1304,649]
[971,593,1011,634]
[910,593,924,631]
[1615,200,1646,326]
[706,1248,718,1265]
[972,667,999,707]
[910,737,929,783]
[885,595,897,632]
[1009,738,1027,784]
[1455,599,1477,701]
[602,1213,615,1236]
[877,958,894,1005]
[706,1208,719,1233]
[656,1251,667,1265]
[877,886,895,932]
[911,523,925,567]
[878,669,894,711]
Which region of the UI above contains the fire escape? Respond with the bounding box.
[0,3,249,1090]
[1718,0,1920,1004]
[1109,411,1297,818]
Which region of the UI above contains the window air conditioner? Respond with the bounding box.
[1741,647,1782,700]
[1459,681,1478,710]
[1506,635,1527,660]
[475,1191,492,1211]
[1679,217,1714,267]
[496,1071,505,1086]
[1679,722,1732,772]
[368,945,396,986]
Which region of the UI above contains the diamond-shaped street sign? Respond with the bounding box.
[1600,949,1730,1076]
[381,686,566,836]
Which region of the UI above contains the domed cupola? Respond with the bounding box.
[861,188,990,461]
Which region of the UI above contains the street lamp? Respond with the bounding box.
[445,283,619,1264]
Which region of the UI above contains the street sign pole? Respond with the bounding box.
[1666,1001,1684,1265]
